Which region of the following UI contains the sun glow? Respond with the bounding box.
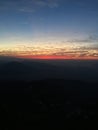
[0,42,98,60]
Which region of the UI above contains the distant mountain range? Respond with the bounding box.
[0,59,98,81]
[0,61,59,80]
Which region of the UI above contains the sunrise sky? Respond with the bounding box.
[0,0,98,59]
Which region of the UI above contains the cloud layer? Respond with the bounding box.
[0,40,98,59]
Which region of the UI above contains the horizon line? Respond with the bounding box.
[0,55,98,60]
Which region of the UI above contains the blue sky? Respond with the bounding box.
[0,0,98,59]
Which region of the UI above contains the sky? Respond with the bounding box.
[0,0,98,59]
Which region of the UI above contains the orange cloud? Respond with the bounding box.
[0,42,98,60]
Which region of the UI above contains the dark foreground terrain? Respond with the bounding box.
[0,79,98,129]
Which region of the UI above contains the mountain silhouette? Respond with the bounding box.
[0,61,30,73]
[0,60,98,81]
[0,61,31,80]
[0,61,58,80]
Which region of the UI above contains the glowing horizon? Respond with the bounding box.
[0,42,98,60]
[16,55,98,60]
